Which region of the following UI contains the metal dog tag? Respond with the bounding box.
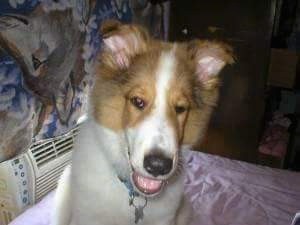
[132,196,147,224]
[134,205,144,224]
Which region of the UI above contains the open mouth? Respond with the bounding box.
[132,171,165,196]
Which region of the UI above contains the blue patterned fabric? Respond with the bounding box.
[0,0,132,161]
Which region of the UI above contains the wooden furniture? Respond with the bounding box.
[169,0,277,163]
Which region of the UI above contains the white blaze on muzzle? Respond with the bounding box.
[127,50,178,177]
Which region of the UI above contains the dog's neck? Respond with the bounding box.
[91,118,131,180]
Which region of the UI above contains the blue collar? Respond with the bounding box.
[118,176,148,224]
[118,176,139,199]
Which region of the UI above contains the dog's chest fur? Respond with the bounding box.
[70,120,184,225]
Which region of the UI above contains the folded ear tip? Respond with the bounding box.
[219,42,235,64]
[100,19,123,37]
[188,40,235,82]
[208,41,235,64]
[100,21,150,70]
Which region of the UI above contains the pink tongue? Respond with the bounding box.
[133,172,163,194]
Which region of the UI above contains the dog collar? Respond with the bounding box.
[118,176,139,199]
[118,175,148,224]
[118,145,139,199]
[119,145,148,223]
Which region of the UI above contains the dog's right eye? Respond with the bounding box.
[175,106,186,114]
[130,96,146,110]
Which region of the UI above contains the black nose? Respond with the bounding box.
[143,154,173,177]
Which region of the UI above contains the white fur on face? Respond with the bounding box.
[126,50,178,177]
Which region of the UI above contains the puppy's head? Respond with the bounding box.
[92,20,234,196]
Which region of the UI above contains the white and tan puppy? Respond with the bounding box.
[53,20,234,225]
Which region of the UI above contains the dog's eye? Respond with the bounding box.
[130,96,146,110]
[175,106,186,114]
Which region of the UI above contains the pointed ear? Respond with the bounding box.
[0,14,29,30]
[100,20,150,69]
[188,40,234,86]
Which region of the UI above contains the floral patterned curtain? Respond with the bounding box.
[0,0,133,162]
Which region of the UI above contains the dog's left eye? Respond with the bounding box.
[175,106,186,114]
[130,96,146,110]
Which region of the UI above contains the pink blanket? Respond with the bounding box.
[10,150,300,225]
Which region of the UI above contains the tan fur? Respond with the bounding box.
[92,21,234,147]
[53,21,235,225]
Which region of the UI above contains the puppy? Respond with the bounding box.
[53,20,234,225]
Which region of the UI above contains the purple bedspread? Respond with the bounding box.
[10,150,300,225]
